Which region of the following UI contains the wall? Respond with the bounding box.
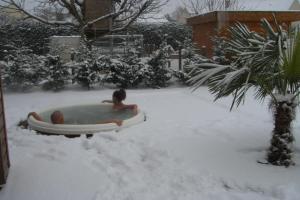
[49,36,81,63]
[192,22,218,57]
[188,11,300,58]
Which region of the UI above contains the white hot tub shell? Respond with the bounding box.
[28,103,145,135]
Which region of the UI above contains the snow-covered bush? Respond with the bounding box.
[70,44,102,89]
[73,61,100,89]
[123,22,192,50]
[144,39,173,88]
[182,38,210,68]
[172,69,191,85]
[42,55,70,91]
[104,49,145,88]
[2,48,44,91]
[0,21,77,58]
[172,38,209,85]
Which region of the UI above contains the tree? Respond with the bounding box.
[0,0,168,44]
[1,47,44,91]
[145,37,173,88]
[124,22,192,50]
[165,6,191,24]
[188,19,300,167]
[184,0,244,15]
[33,2,68,21]
[104,48,145,88]
[0,21,77,58]
[70,43,101,89]
[42,55,70,91]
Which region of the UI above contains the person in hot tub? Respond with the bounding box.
[102,89,138,115]
[27,111,123,126]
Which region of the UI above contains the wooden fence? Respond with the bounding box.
[0,66,9,188]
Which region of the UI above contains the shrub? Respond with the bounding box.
[144,39,173,88]
[42,55,70,91]
[71,44,102,89]
[104,49,145,88]
[2,48,44,91]
[0,21,77,59]
[123,22,192,50]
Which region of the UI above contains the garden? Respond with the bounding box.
[0,0,300,199]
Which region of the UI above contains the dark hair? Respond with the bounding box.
[113,89,126,102]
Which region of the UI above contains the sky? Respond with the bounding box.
[163,0,183,15]
[2,0,298,18]
[1,0,183,15]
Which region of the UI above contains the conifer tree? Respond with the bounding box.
[145,37,173,88]
[42,55,69,91]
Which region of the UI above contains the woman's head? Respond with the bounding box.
[51,111,64,124]
[112,89,126,103]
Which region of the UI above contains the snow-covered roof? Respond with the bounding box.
[163,0,300,16]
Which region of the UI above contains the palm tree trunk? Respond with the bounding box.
[267,101,295,167]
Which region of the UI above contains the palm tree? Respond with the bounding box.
[188,19,300,167]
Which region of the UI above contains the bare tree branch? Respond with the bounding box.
[1,0,76,26]
[0,0,168,46]
[1,0,167,28]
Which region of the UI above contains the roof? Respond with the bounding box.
[163,0,300,16]
[187,10,300,25]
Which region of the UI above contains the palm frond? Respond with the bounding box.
[188,18,300,110]
[188,63,231,91]
[282,29,300,86]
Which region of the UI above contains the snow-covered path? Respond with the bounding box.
[0,87,299,200]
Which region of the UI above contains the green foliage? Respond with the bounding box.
[124,22,192,50]
[0,21,77,59]
[42,55,70,91]
[104,49,145,88]
[173,38,214,85]
[0,21,77,60]
[282,29,300,85]
[189,18,300,167]
[2,48,43,91]
[189,19,293,109]
[145,39,173,88]
[71,44,102,89]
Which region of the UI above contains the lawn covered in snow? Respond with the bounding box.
[0,87,299,200]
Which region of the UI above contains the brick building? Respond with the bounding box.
[187,11,300,58]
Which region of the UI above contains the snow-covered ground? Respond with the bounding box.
[0,87,300,200]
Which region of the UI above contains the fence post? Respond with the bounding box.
[110,35,114,56]
[178,47,182,71]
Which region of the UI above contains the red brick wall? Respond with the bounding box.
[192,22,218,57]
[188,11,300,58]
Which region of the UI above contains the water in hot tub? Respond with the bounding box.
[39,105,135,124]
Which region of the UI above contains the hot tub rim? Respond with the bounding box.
[27,103,145,135]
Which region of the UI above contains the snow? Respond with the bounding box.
[0,87,300,200]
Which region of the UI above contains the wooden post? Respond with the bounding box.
[84,0,112,37]
[0,65,10,188]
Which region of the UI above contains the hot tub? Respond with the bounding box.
[28,103,145,135]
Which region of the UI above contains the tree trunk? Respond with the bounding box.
[267,101,295,167]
